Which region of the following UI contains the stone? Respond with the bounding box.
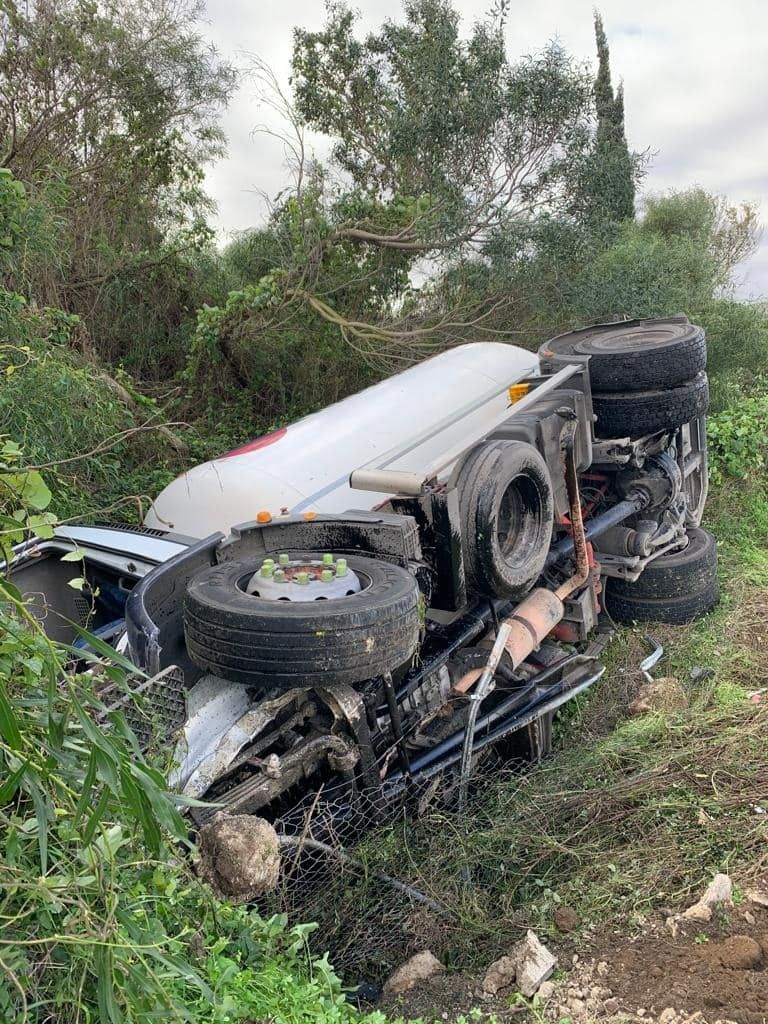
[746,889,768,908]
[659,1010,678,1024]
[568,998,586,1014]
[596,960,609,976]
[554,905,580,932]
[198,813,280,902]
[480,955,517,997]
[382,950,445,998]
[603,997,620,1013]
[682,873,733,922]
[744,910,756,925]
[537,980,556,1001]
[513,930,558,998]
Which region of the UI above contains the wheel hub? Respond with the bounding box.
[245,553,362,601]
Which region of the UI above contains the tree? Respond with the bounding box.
[0,0,236,372]
[569,12,638,225]
[291,0,594,257]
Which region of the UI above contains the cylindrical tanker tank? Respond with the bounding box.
[144,342,538,538]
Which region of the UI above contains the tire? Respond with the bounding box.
[593,373,709,440]
[605,528,719,625]
[184,554,421,688]
[539,317,706,392]
[454,440,554,600]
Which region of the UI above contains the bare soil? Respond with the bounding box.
[378,893,768,1024]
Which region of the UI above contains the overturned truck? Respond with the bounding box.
[9,316,716,843]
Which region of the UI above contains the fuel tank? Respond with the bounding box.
[144,342,538,538]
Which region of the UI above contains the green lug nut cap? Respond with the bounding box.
[260,563,274,578]
[279,553,290,565]
[321,569,333,582]
[296,571,309,585]
[322,553,334,565]
[274,569,286,582]
[262,558,275,568]
[336,558,348,577]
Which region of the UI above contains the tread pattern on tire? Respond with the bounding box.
[184,554,421,688]
[593,372,709,439]
[605,527,719,625]
[539,318,706,392]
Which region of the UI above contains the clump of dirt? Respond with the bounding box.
[198,812,281,901]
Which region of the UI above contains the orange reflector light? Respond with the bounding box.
[256,510,272,524]
[508,382,530,404]
[303,511,317,520]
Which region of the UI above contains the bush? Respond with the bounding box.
[706,385,768,486]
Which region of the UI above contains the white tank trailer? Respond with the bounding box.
[144,342,538,537]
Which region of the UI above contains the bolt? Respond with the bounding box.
[296,571,309,585]
[321,569,333,582]
[278,553,290,566]
[260,563,274,578]
[274,569,286,582]
[262,558,275,568]
[322,553,334,565]
[336,558,348,578]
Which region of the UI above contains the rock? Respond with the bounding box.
[596,960,609,976]
[746,889,768,908]
[537,980,556,1001]
[513,930,557,997]
[568,997,586,1014]
[716,934,762,969]
[198,813,280,901]
[382,951,444,998]
[480,955,517,997]
[629,676,688,715]
[744,910,756,925]
[554,906,580,932]
[659,1010,678,1024]
[682,873,733,922]
[603,997,619,1013]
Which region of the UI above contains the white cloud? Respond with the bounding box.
[201,0,768,296]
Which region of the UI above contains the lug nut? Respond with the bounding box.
[260,563,274,578]
[274,569,286,582]
[278,553,290,566]
[296,571,309,585]
[322,553,334,565]
[321,569,333,582]
[336,558,348,578]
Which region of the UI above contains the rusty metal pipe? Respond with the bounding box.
[554,438,590,601]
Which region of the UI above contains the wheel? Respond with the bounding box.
[454,440,554,600]
[184,553,421,688]
[539,317,706,392]
[605,528,719,624]
[593,373,709,440]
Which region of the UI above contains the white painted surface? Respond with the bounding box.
[144,342,538,538]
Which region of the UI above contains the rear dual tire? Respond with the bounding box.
[605,527,719,625]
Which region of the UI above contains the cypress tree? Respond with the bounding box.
[577,13,636,224]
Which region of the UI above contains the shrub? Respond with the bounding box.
[706,386,768,486]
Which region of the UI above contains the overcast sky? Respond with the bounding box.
[201,0,768,297]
